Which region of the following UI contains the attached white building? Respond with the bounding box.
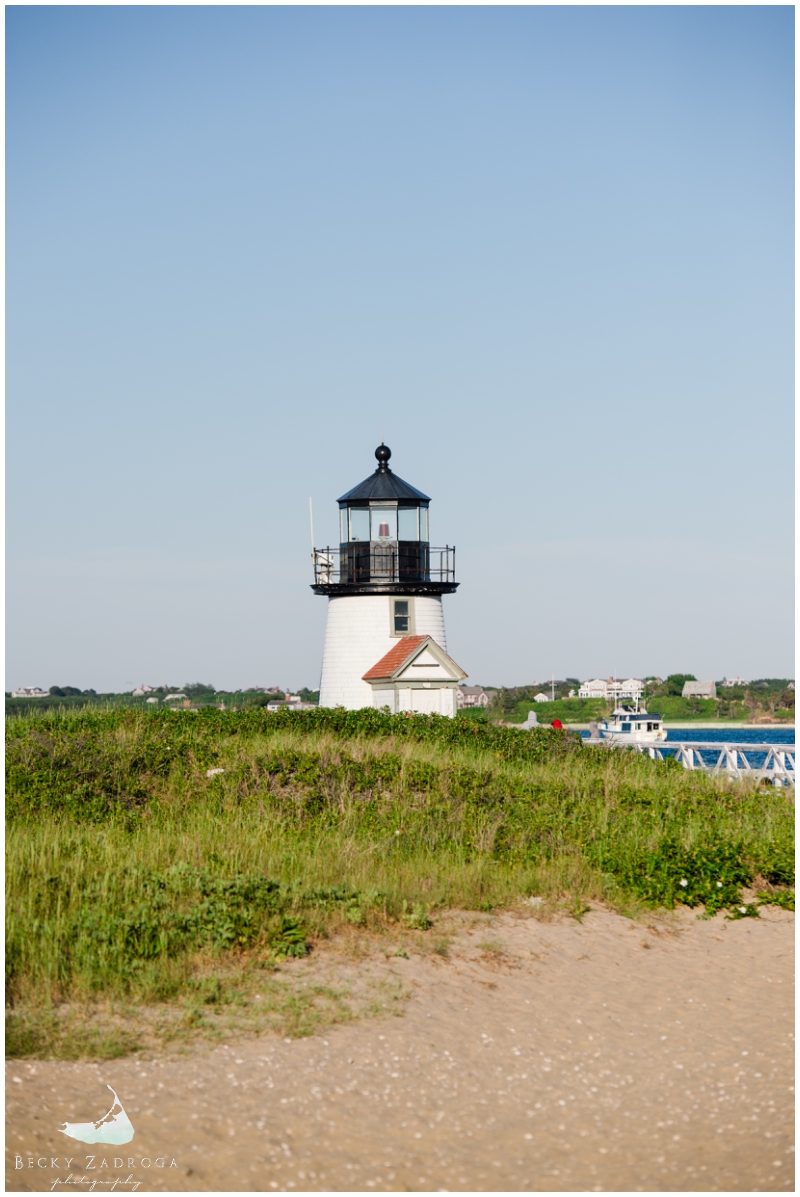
[11,687,49,699]
[533,692,551,703]
[362,635,466,717]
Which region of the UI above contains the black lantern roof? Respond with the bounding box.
[337,445,430,504]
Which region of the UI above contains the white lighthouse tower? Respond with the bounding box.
[313,445,465,715]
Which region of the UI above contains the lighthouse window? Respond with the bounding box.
[419,507,429,541]
[398,507,419,541]
[370,507,397,541]
[392,599,414,635]
[348,508,370,542]
[339,508,349,543]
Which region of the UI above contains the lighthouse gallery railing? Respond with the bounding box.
[312,545,456,586]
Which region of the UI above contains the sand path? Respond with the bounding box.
[6,906,794,1192]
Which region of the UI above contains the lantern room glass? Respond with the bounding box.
[370,507,397,541]
[398,507,419,541]
[340,503,429,544]
[348,508,370,542]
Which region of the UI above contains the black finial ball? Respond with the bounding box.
[375,444,391,465]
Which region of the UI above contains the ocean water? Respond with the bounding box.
[575,725,794,773]
[664,727,795,746]
[576,727,795,746]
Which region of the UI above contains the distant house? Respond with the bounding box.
[132,684,156,697]
[615,678,644,701]
[578,678,643,701]
[164,692,187,703]
[682,681,717,700]
[533,692,551,703]
[456,685,489,709]
[268,699,318,708]
[267,695,317,712]
[720,676,748,688]
[11,687,48,698]
[146,696,159,704]
[578,679,608,699]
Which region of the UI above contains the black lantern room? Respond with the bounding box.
[311,445,458,595]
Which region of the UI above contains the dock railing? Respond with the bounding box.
[591,739,795,785]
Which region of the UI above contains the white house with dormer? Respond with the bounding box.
[456,685,490,709]
[579,678,643,701]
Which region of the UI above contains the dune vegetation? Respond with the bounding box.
[6,707,794,1058]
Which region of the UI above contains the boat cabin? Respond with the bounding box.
[600,703,665,743]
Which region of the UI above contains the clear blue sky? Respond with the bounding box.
[7,6,794,692]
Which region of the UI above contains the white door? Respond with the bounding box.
[411,688,442,715]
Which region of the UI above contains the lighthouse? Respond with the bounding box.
[312,445,465,714]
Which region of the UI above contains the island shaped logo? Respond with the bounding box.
[59,1085,135,1145]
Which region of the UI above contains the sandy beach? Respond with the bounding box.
[6,905,794,1193]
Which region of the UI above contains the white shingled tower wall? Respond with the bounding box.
[319,594,447,711]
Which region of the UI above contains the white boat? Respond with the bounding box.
[598,699,666,744]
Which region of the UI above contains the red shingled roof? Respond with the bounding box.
[363,635,430,681]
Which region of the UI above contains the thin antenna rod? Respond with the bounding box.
[309,498,315,559]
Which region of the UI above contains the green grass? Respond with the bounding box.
[6,707,794,1058]
[646,696,727,721]
[502,698,609,724]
